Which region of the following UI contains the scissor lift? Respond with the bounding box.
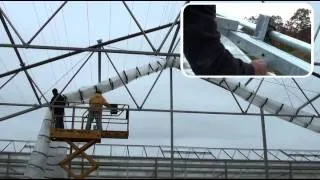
[49,104,129,179]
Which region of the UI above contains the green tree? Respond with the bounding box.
[284,8,311,43]
[286,8,311,33]
[270,15,284,32]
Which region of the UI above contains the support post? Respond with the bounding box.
[254,14,270,41]
[97,39,102,83]
[224,161,228,179]
[170,67,174,178]
[72,107,75,130]
[260,108,269,179]
[155,158,158,178]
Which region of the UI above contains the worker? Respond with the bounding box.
[86,90,110,130]
[183,4,268,75]
[50,88,66,129]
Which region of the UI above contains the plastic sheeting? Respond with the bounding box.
[25,56,319,179]
[63,57,320,133]
[24,110,68,179]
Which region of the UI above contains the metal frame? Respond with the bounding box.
[0,21,178,79]
[227,31,310,75]
[1,102,320,119]
[0,8,26,44]
[2,139,320,162]
[0,2,319,179]
[122,1,156,52]
[27,1,67,45]
[0,12,42,104]
[2,151,320,179]
[0,43,179,57]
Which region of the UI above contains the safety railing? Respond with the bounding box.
[50,102,129,140]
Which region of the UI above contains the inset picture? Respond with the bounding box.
[181,3,313,77]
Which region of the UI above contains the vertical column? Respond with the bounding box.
[170,67,174,178]
[97,39,102,83]
[224,161,228,179]
[260,108,269,179]
[155,158,158,178]
[289,162,293,179]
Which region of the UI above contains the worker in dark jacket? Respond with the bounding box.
[50,88,66,129]
[183,4,267,75]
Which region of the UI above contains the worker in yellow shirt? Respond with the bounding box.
[86,90,110,130]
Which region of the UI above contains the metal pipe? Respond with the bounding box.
[297,93,320,112]
[0,21,178,79]
[245,78,264,113]
[313,72,320,79]
[244,78,253,86]
[138,61,167,109]
[0,43,179,57]
[268,31,310,54]
[237,18,311,54]
[139,23,180,109]
[260,108,269,179]
[27,1,67,45]
[122,1,156,52]
[97,40,102,83]
[29,77,49,105]
[50,52,94,110]
[0,72,18,90]
[104,52,140,109]
[0,8,26,44]
[157,14,180,52]
[170,67,174,178]
[315,24,320,41]
[0,106,42,121]
[292,78,319,116]
[223,79,244,112]
[62,54,94,94]
[0,102,319,118]
[72,107,75,130]
[4,138,320,155]
[0,12,42,104]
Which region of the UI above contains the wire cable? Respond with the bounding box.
[46,2,75,90]
[109,1,112,40]
[61,6,78,90]
[281,79,294,108]
[32,1,58,82]
[264,79,318,94]
[86,2,93,84]
[41,52,91,97]
[0,57,27,102]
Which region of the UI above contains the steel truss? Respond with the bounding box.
[2,139,320,179]
[0,1,319,179]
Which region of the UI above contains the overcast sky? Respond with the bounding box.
[0,1,320,152]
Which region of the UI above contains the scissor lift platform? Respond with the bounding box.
[50,128,102,143]
[50,128,128,142]
[49,103,129,179]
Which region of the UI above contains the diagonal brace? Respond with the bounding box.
[122,1,156,52]
[292,78,320,116]
[104,51,140,109]
[0,12,42,104]
[27,1,67,45]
